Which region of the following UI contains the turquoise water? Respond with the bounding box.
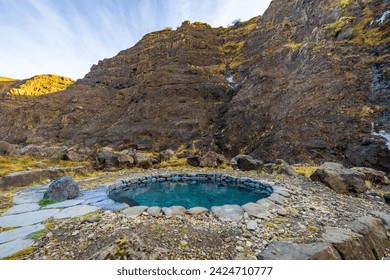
[109,181,270,209]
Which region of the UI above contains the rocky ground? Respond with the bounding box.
[1,168,387,260]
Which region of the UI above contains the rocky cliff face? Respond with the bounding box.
[0,0,389,171]
[219,0,390,171]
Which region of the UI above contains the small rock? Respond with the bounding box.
[235,246,244,252]
[383,194,390,204]
[247,220,258,231]
[277,208,287,216]
[179,240,188,248]
[72,230,80,236]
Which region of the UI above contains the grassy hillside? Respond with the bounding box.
[6,74,74,96]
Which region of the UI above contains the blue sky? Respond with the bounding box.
[0,0,271,80]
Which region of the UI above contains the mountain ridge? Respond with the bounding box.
[0,0,389,171]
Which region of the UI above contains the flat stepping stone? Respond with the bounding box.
[91,199,128,211]
[0,238,35,259]
[187,207,209,215]
[53,205,99,219]
[0,223,45,244]
[211,205,243,222]
[147,206,161,217]
[79,187,108,204]
[121,206,148,218]
[162,206,186,218]
[242,203,271,219]
[43,200,83,209]
[0,209,60,227]
[3,203,40,216]
[267,193,286,205]
[13,192,44,204]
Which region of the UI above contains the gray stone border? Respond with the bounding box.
[106,173,290,221]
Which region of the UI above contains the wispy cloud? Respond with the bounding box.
[0,0,271,80]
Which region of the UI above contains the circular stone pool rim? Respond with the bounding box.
[108,172,273,203]
[104,172,291,221]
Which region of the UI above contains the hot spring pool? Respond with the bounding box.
[108,173,273,209]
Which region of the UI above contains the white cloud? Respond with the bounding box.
[0,0,271,80]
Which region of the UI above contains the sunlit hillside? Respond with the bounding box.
[6,74,74,96]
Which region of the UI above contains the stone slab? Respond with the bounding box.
[53,205,99,219]
[0,238,35,259]
[187,207,209,215]
[13,192,44,204]
[268,193,286,205]
[211,205,243,222]
[121,206,148,218]
[3,203,40,216]
[79,187,108,205]
[0,223,45,244]
[147,206,161,217]
[0,209,60,227]
[43,199,84,209]
[242,203,271,219]
[92,199,128,211]
[162,206,186,218]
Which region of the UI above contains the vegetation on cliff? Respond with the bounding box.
[6,74,74,97]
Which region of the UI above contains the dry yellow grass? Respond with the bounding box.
[292,165,318,178]
[0,155,87,177]
[7,74,74,96]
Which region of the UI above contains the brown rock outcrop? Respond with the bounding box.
[0,0,389,172]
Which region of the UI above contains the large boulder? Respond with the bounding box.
[43,176,80,201]
[199,151,227,168]
[348,216,387,259]
[135,152,153,169]
[0,141,18,155]
[95,151,119,171]
[187,156,201,167]
[19,144,67,160]
[310,162,367,194]
[64,147,92,162]
[274,159,298,177]
[350,167,389,185]
[321,226,375,259]
[117,153,135,168]
[230,154,263,171]
[158,149,175,162]
[0,166,88,188]
[257,241,341,260]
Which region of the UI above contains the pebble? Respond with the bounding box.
[247,220,258,231]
